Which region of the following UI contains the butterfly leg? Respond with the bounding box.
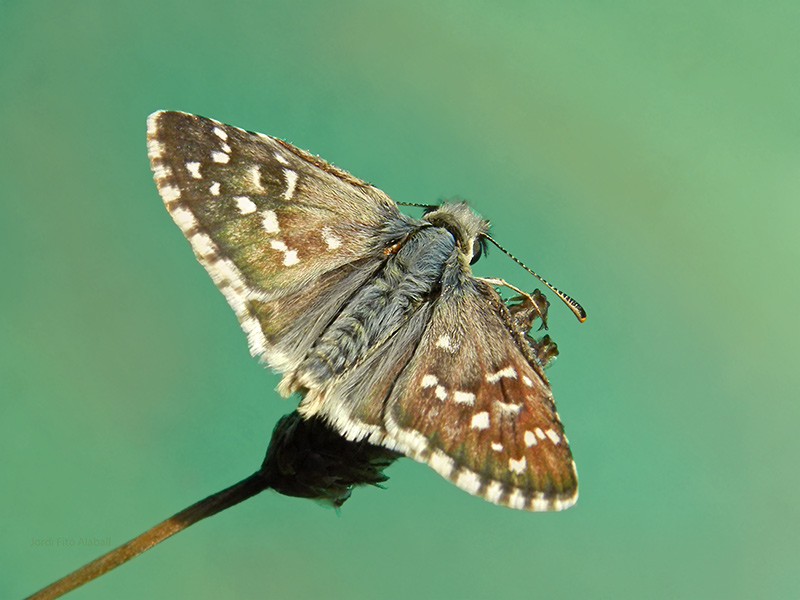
[478,277,549,328]
[502,289,559,368]
[478,277,534,302]
[507,289,550,331]
[529,334,559,368]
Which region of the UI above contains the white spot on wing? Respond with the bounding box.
[274,152,289,165]
[147,138,164,159]
[435,334,454,352]
[524,430,538,447]
[535,427,546,440]
[260,208,279,230]
[152,163,172,181]
[213,126,228,141]
[550,498,575,511]
[169,206,196,231]
[456,470,482,495]
[270,240,288,252]
[453,391,475,405]
[509,456,527,475]
[429,451,455,478]
[470,411,490,430]
[240,315,268,358]
[491,442,503,452]
[283,249,299,266]
[385,422,430,457]
[546,429,561,444]
[268,239,300,267]
[485,481,504,504]
[159,184,181,204]
[146,113,160,136]
[191,233,216,257]
[508,488,526,510]
[487,366,518,383]
[283,168,298,199]
[249,165,264,191]
[209,182,221,196]
[185,161,202,179]
[522,375,534,387]
[531,494,550,511]
[212,151,229,164]
[421,374,438,388]
[234,197,257,215]
[495,401,522,415]
[435,385,447,401]
[321,227,342,250]
[220,141,231,154]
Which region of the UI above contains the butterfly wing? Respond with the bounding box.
[147,111,417,373]
[383,278,578,511]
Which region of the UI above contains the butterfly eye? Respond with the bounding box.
[470,245,482,265]
[470,236,487,265]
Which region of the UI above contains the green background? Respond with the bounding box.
[3,2,798,599]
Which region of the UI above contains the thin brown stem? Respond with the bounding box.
[25,472,269,600]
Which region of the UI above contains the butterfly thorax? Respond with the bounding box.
[423,201,489,265]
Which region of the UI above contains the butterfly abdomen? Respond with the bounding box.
[297,226,457,389]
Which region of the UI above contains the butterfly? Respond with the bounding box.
[147,111,584,511]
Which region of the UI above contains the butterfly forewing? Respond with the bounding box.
[384,280,578,511]
[147,111,412,371]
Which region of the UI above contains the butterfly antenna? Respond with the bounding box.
[483,234,587,322]
[396,201,438,209]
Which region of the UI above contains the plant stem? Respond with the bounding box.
[25,472,270,600]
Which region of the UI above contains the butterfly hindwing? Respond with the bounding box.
[298,298,437,446]
[383,279,578,511]
[147,111,415,372]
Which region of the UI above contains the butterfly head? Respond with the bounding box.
[423,201,489,265]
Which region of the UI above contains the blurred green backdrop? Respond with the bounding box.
[3,1,798,599]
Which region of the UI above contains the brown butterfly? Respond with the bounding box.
[147,111,586,511]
